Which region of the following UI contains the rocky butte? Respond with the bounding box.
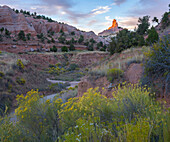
[98,19,122,36]
[108,19,118,30]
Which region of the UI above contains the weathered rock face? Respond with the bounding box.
[125,63,143,84]
[98,19,122,36]
[70,52,109,67]
[108,19,118,30]
[78,77,112,97]
[0,6,37,36]
[0,5,100,40]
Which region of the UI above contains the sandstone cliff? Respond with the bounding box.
[98,19,122,36]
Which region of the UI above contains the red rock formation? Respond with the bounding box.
[98,19,122,36]
[108,19,118,30]
[0,6,37,36]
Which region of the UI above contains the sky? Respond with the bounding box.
[0,0,169,34]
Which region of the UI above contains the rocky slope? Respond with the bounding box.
[0,5,99,39]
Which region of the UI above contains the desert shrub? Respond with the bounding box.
[26,33,31,40]
[0,84,169,141]
[0,115,23,141]
[78,35,84,43]
[69,43,75,51]
[107,68,124,82]
[5,29,11,37]
[0,71,4,79]
[100,47,106,51]
[58,36,65,44]
[61,46,68,52]
[48,82,69,92]
[16,77,26,85]
[0,34,3,42]
[15,90,63,141]
[37,33,44,40]
[89,38,96,43]
[68,63,79,71]
[48,66,66,74]
[70,31,75,35]
[50,45,57,52]
[51,38,55,43]
[143,35,170,96]
[18,30,26,41]
[17,59,25,70]
[87,44,94,51]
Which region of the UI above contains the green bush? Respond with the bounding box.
[71,31,75,35]
[0,71,4,79]
[109,29,145,55]
[17,59,25,70]
[146,26,159,44]
[143,35,170,96]
[69,43,75,51]
[18,30,26,41]
[107,68,124,82]
[16,77,26,85]
[58,36,65,43]
[61,46,68,52]
[0,34,3,42]
[50,45,57,52]
[78,35,84,43]
[68,63,79,71]
[26,33,31,40]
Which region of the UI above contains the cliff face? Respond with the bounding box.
[98,19,122,36]
[108,19,118,30]
[0,6,37,36]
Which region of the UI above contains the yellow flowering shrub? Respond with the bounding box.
[15,89,62,141]
[17,59,25,70]
[0,84,169,141]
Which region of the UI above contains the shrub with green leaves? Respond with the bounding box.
[17,59,25,70]
[18,30,26,41]
[61,46,68,52]
[0,71,4,79]
[50,45,57,52]
[143,35,170,96]
[68,63,79,71]
[107,68,124,82]
[16,77,26,85]
[146,26,159,44]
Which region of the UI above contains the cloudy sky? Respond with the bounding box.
[0,0,169,34]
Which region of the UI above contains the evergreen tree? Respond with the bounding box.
[146,26,159,44]
[137,16,150,35]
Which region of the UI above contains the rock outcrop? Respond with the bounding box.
[108,19,118,30]
[0,6,37,36]
[98,19,122,36]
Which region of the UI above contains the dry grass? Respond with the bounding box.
[0,51,29,74]
[89,47,145,77]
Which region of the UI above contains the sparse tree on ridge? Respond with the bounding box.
[152,17,159,24]
[137,16,150,35]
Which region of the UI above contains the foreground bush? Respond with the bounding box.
[0,84,169,141]
[107,68,124,82]
[143,35,170,96]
